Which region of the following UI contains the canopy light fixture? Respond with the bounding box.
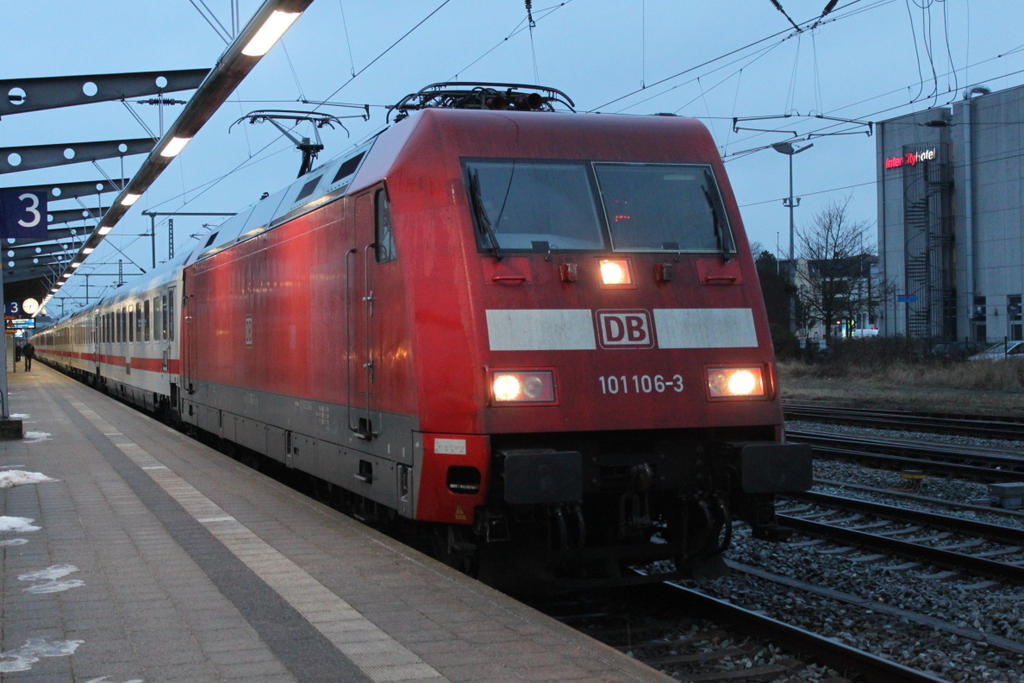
[71,262,81,268]
[242,10,301,56]
[160,136,193,158]
[50,0,313,302]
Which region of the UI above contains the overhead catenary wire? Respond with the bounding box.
[592,0,897,112]
[722,60,1024,157]
[280,41,307,103]
[447,1,574,82]
[337,0,357,78]
[614,38,788,115]
[312,0,453,112]
[187,0,232,44]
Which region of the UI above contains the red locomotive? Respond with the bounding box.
[36,83,810,588]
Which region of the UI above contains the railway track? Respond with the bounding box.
[724,560,1024,659]
[542,581,948,683]
[815,477,1024,520]
[787,428,1024,481]
[784,403,1024,441]
[777,490,1024,584]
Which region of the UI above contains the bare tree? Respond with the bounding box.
[795,199,876,344]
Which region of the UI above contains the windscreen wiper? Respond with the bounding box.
[468,169,503,261]
[703,170,731,263]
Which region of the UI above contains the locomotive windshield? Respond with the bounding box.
[464,159,734,254]
[466,160,605,251]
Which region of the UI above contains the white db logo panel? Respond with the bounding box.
[596,310,655,349]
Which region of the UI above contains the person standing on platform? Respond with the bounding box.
[23,340,34,371]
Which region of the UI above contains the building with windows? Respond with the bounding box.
[876,83,1024,343]
[784,254,879,345]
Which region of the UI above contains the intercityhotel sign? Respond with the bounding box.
[884,148,937,170]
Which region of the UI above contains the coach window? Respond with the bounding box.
[375,189,396,263]
[144,300,151,342]
[153,297,161,341]
[136,302,144,342]
[161,294,168,340]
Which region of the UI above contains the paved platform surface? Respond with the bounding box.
[0,364,672,682]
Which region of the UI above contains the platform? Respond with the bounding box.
[0,364,671,682]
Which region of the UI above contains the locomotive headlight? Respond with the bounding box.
[599,258,633,286]
[706,367,765,398]
[521,375,545,399]
[493,374,522,401]
[491,370,556,404]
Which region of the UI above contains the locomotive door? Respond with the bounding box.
[347,192,374,439]
[346,188,388,440]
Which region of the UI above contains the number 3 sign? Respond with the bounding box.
[0,190,48,239]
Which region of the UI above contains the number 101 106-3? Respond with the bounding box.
[598,374,684,394]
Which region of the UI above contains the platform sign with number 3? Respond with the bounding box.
[0,190,48,239]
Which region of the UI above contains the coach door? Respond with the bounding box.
[346,187,393,440]
[183,273,196,395]
[93,314,101,376]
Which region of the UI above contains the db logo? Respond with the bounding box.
[596,310,655,349]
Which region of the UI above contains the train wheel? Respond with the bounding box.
[432,525,478,576]
[312,476,335,505]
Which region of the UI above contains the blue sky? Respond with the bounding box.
[3,0,1023,313]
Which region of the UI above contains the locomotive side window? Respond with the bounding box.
[375,189,396,264]
[464,160,605,252]
[593,163,735,254]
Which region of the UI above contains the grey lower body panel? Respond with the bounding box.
[181,380,419,514]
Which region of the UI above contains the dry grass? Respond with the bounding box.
[778,359,1024,417]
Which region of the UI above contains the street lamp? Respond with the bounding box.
[772,141,813,334]
[771,141,813,263]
